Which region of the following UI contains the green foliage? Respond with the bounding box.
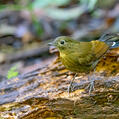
[7,66,19,79]
[32,0,71,8]
[0,5,8,10]
[0,0,98,33]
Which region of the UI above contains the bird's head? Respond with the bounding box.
[48,36,78,52]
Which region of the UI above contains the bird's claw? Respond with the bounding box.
[85,80,95,95]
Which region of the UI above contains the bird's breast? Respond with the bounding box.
[60,52,91,73]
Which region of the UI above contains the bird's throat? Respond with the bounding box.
[60,52,66,58]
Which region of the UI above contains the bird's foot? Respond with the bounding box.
[85,80,95,95]
[67,84,73,94]
[67,80,75,96]
[67,73,77,95]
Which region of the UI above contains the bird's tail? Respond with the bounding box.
[99,33,119,48]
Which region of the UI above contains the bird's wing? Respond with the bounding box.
[76,42,95,65]
[77,40,109,65]
[91,40,110,59]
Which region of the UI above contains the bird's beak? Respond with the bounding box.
[48,42,53,46]
[48,40,56,47]
[48,41,58,53]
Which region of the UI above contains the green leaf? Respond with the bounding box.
[45,6,86,20]
[32,0,71,9]
[7,66,19,79]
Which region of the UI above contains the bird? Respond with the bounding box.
[48,33,119,94]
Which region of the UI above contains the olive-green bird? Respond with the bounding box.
[49,33,119,93]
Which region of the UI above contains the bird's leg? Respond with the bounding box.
[68,73,77,94]
[85,70,96,94]
[87,75,95,94]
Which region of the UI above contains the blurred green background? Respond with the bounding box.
[0,0,119,79]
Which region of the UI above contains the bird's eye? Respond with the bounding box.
[60,40,65,45]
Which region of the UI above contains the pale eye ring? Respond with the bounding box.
[60,40,65,45]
